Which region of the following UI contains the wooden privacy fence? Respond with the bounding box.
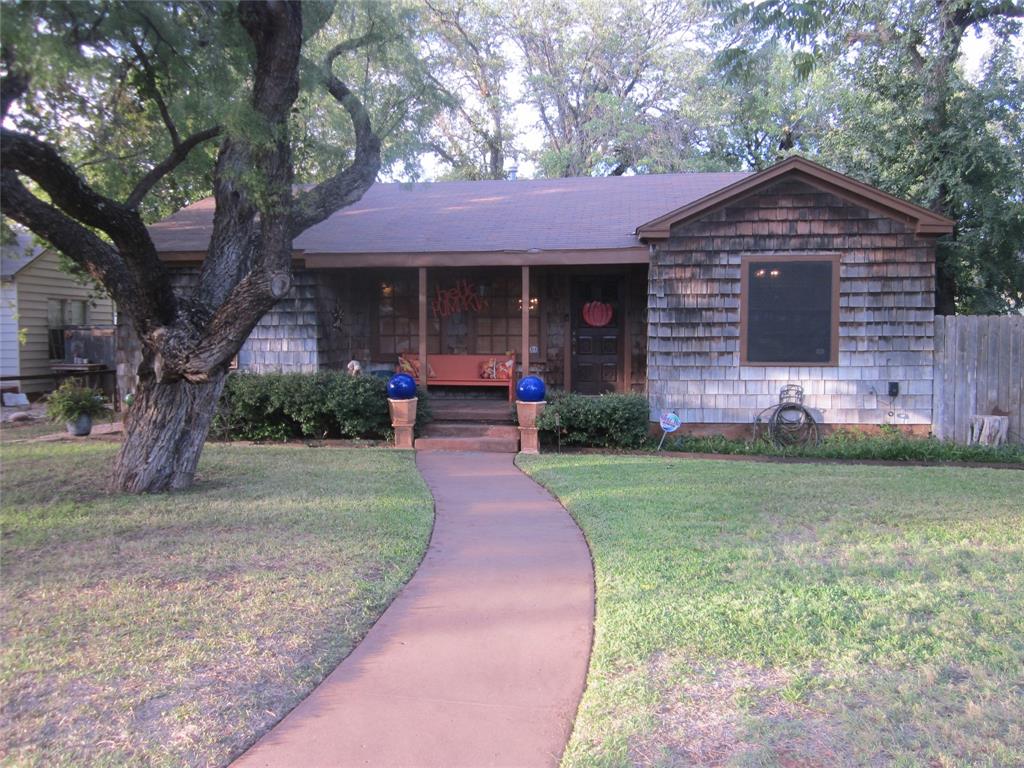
[933,315,1024,444]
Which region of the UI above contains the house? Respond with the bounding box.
[1,233,116,395]
[142,157,956,435]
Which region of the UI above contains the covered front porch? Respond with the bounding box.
[307,264,648,396]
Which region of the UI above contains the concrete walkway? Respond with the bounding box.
[233,451,595,768]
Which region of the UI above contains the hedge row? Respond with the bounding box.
[666,428,1024,464]
[535,391,650,448]
[213,372,430,441]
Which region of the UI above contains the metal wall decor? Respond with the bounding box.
[431,280,488,319]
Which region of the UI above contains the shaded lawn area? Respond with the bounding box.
[0,418,75,443]
[518,454,1024,768]
[0,442,433,767]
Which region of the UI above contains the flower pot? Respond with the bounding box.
[388,397,417,449]
[516,400,545,429]
[66,414,93,436]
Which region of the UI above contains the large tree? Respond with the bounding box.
[717,0,1024,313]
[1,1,391,492]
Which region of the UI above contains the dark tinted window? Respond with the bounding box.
[745,260,834,364]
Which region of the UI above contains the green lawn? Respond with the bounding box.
[0,442,433,767]
[518,454,1024,768]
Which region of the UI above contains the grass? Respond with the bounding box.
[518,454,1024,768]
[0,418,70,442]
[0,441,433,767]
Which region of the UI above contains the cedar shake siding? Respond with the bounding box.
[646,179,937,427]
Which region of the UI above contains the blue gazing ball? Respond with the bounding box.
[516,376,546,403]
[387,373,417,400]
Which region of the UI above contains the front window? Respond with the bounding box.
[741,255,839,365]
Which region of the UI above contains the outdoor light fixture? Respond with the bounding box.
[770,268,781,278]
[380,282,394,298]
[755,268,767,278]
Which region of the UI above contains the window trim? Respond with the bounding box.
[739,253,841,367]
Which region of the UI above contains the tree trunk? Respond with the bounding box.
[109,371,227,493]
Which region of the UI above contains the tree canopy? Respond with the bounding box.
[1,0,445,491]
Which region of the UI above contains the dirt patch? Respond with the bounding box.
[629,655,854,768]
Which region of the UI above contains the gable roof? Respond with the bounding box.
[635,156,955,239]
[149,157,953,267]
[149,172,748,264]
[0,233,45,279]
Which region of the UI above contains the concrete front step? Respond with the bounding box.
[415,436,519,453]
[429,399,514,424]
[423,422,520,439]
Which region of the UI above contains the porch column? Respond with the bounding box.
[418,267,428,391]
[521,265,530,377]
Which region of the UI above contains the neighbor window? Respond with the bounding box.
[740,255,840,365]
[46,298,88,360]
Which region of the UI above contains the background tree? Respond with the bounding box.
[677,43,836,171]
[420,0,517,180]
[506,0,705,177]
[0,0,432,492]
[716,0,1024,313]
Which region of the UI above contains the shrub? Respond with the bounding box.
[536,391,649,448]
[215,371,431,441]
[46,380,112,423]
[665,427,1024,464]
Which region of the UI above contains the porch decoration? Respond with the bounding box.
[479,357,514,380]
[387,373,417,400]
[387,373,417,449]
[516,375,546,403]
[516,376,547,454]
[432,279,487,319]
[582,301,613,327]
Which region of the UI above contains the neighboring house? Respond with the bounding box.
[0,233,116,394]
[141,157,959,434]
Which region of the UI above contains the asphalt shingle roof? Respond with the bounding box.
[148,172,750,255]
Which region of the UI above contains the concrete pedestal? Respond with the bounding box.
[516,400,546,454]
[388,397,418,450]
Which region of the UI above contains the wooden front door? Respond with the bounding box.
[571,276,621,394]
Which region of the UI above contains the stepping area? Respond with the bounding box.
[233,451,595,767]
[416,398,520,453]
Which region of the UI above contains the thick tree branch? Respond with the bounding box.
[125,125,222,209]
[177,270,292,381]
[0,170,173,334]
[0,129,176,321]
[289,37,383,238]
[958,1,1024,28]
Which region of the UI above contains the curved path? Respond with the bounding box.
[233,451,594,768]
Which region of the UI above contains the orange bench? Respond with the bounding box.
[398,354,515,401]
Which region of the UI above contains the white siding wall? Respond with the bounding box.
[1,282,20,382]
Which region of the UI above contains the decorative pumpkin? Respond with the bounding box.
[387,373,417,400]
[582,301,613,327]
[516,376,546,403]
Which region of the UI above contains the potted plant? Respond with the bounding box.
[46,380,112,436]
